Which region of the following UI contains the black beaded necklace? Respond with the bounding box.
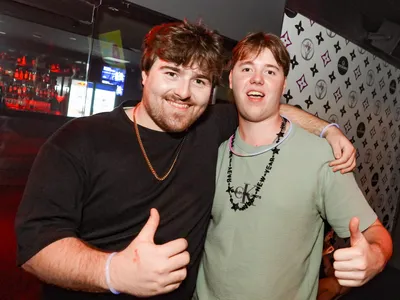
[226,118,287,211]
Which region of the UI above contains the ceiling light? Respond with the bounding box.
[32,34,42,39]
[129,47,141,53]
[0,31,6,35]
[69,37,77,41]
[103,57,130,64]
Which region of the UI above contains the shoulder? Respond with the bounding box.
[199,103,237,124]
[288,123,335,162]
[47,106,123,151]
[218,139,230,155]
[54,109,116,135]
[216,139,230,173]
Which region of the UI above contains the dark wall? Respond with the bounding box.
[0,112,70,186]
[0,111,70,299]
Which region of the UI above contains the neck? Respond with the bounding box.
[126,102,164,132]
[238,113,282,146]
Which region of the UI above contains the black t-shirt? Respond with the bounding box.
[15,100,237,300]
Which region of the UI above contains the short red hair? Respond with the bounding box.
[230,32,290,77]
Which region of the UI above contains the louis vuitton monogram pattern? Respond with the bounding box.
[281,12,400,237]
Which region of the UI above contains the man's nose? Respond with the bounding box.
[174,80,191,99]
[250,71,264,85]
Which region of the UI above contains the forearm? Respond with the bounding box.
[318,277,341,300]
[280,104,328,136]
[22,237,109,292]
[363,221,393,271]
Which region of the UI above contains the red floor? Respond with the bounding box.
[0,186,41,300]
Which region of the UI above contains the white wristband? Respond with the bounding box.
[320,123,340,138]
[105,252,120,295]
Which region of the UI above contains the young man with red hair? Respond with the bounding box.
[195,32,392,300]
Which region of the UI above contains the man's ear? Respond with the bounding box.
[229,71,233,89]
[282,78,287,94]
[142,70,148,86]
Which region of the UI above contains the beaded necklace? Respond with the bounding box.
[226,118,287,211]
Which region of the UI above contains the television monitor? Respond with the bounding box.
[92,83,116,115]
[68,80,94,117]
[101,65,126,96]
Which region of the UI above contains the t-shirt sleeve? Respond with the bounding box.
[317,163,377,238]
[210,103,238,143]
[15,123,88,266]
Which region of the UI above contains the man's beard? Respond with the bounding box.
[143,98,201,132]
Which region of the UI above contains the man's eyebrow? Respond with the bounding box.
[160,64,211,81]
[264,64,280,70]
[237,61,280,70]
[237,60,254,67]
[195,73,212,81]
[159,65,181,73]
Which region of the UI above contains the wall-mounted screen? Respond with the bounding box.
[101,65,126,96]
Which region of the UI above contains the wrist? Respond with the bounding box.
[105,252,121,294]
[320,123,340,138]
[93,252,113,291]
[370,243,387,273]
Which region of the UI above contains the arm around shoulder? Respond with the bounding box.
[280,104,356,173]
[280,103,328,136]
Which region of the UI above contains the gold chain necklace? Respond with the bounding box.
[133,103,186,181]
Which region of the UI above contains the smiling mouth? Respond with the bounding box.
[166,99,190,110]
[247,91,265,100]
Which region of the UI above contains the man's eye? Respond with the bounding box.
[242,68,251,72]
[166,72,177,77]
[195,79,205,85]
[267,70,276,75]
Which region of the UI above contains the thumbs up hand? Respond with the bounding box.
[333,217,381,287]
[108,208,190,297]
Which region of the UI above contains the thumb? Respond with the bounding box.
[349,217,364,246]
[136,208,160,243]
[332,143,342,159]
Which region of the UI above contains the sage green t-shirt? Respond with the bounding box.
[194,123,377,300]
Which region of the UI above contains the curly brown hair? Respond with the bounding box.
[141,20,225,85]
[230,32,290,77]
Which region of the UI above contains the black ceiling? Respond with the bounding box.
[11,0,95,24]
[287,0,400,69]
[3,0,400,69]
